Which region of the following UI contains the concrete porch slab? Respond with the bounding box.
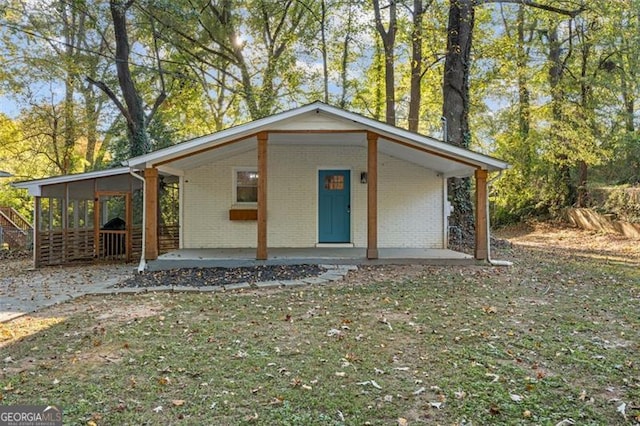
[147,247,476,271]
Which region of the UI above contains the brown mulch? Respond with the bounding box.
[115,264,327,288]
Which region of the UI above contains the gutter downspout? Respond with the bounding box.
[129,169,147,273]
[486,170,512,266]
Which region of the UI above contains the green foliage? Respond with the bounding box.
[601,187,640,223]
[0,0,638,224]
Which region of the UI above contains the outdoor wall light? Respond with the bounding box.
[360,172,368,184]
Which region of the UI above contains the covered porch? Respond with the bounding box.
[147,247,476,271]
[130,103,508,269]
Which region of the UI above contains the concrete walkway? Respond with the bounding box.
[0,261,135,322]
[0,262,356,323]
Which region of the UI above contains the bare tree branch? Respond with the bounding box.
[85,76,131,124]
[475,0,584,17]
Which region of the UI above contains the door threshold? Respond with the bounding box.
[315,243,355,248]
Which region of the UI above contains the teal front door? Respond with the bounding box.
[318,170,351,243]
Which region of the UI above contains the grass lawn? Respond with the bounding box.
[1,223,639,425]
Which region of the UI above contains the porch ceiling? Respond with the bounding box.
[160,132,478,177]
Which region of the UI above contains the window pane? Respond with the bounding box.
[237,186,258,202]
[324,175,344,190]
[237,171,258,186]
[236,171,258,203]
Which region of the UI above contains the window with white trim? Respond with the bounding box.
[234,168,259,204]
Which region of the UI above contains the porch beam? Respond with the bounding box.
[145,167,159,260]
[257,132,268,260]
[367,131,379,259]
[474,168,488,260]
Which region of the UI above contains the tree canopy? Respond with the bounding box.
[0,0,637,227]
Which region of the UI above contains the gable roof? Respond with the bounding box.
[0,171,11,177]
[127,101,508,176]
[12,102,509,195]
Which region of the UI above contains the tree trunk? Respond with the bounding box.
[442,0,475,242]
[339,2,355,109]
[577,28,592,207]
[548,23,576,208]
[408,0,425,132]
[111,0,149,157]
[320,0,329,103]
[373,0,397,126]
[516,5,532,178]
[60,0,80,174]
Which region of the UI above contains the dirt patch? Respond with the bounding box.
[495,221,640,264]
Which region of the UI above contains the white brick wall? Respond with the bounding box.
[182,144,443,249]
[378,155,442,248]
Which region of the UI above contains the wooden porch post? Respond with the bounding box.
[34,196,41,268]
[474,168,488,260]
[145,167,159,260]
[367,132,379,259]
[257,132,268,260]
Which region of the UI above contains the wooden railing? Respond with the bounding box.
[0,207,32,249]
[159,223,179,254]
[36,227,143,267]
[97,229,128,261]
[34,223,179,266]
[0,207,32,232]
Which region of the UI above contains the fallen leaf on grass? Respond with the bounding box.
[357,380,382,389]
[327,328,342,337]
[510,394,523,402]
[244,412,258,421]
[269,396,284,405]
[413,387,426,395]
[379,317,393,331]
[171,399,185,407]
[483,306,497,314]
[429,402,442,409]
[397,418,408,426]
[485,373,500,382]
[617,402,627,420]
[554,419,575,426]
[152,406,163,413]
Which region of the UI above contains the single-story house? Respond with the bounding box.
[14,102,508,269]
